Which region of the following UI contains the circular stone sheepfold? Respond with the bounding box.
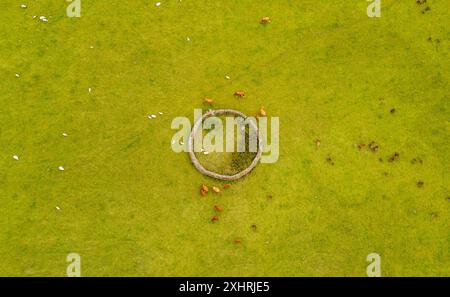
[188,109,263,180]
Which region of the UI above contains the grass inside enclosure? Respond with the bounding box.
[194,114,257,176]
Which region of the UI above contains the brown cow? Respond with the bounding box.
[260,16,271,24]
[204,97,214,104]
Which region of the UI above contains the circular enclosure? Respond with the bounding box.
[188,109,263,180]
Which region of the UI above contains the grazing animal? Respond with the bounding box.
[260,16,271,24]
[223,184,231,189]
[211,216,219,222]
[200,184,209,196]
[212,186,221,193]
[214,205,223,212]
[204,97,214,104]
[315,139,321,148]
[259,106,267,117]
[234,91,245,97]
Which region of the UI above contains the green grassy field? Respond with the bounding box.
[0,0,449,276]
